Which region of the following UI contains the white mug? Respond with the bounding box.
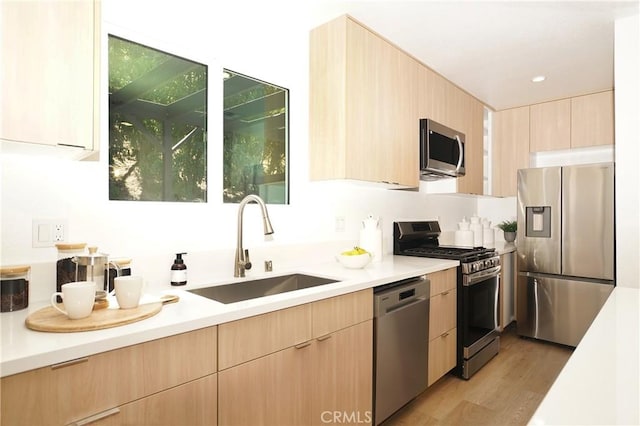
[114,275,143,309]
[50,281,96,319]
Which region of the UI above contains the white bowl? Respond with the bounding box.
[336,253,372,269]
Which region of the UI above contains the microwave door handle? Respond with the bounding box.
[455,135,463,172]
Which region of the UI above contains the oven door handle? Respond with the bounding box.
[463,265,501,286]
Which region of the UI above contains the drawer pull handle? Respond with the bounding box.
[316,334,332,342]
[441,291,450,296]
[294,341,311,349]
[72,408,120,425]
[51,357,89,370]
[440,332,449,338]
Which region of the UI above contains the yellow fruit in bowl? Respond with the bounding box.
[337,247,371,269]
[341,246,369,256]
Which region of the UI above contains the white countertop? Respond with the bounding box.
[0,255,458,378]
[529,286,640,425]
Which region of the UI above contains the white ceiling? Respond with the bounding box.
[310,0,639,111]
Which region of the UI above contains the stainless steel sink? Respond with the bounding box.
[188,273,338,304]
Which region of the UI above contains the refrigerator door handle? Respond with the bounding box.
[533,277,539,337]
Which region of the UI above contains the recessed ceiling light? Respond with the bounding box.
[532,75,546,83]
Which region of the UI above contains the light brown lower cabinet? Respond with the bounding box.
[218,319,373,426]
[0,327,217,426]
[427,268,457,386]
[217,289,372,425]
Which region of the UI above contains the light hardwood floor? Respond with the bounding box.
[382,324,574,426]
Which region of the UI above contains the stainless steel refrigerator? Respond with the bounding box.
[516,163,615,347]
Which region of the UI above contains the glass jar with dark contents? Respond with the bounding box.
[1,265,30,312]
[56,243,87,303]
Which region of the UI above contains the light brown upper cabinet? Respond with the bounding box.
[310,15,420,187]
[529,90,614,153]
[571,91,615,148]
[310,15,484,192]
[492,106,530,197]
[0,0,99,158]
[530,98,571,152]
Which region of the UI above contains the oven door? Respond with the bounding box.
[461,266,500,360]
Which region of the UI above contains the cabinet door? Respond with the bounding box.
[311,320,373,426]
[0,0,98,152]
[530,99,571,152]
[492,106,530,196]
[571,91,614,148]
[90,374,217,426]
[427,328,457,387]
[218,344,312,426]
[309,15,420,187]
[344,18,419,186]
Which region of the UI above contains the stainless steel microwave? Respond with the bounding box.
[419,118,465,180]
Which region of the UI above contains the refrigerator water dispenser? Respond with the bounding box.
[526,206,551,238]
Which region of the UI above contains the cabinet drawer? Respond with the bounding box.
[428,268,457,296]
[428,328,457,387]
[312,289,372,338]
[1,345,145,426]
[429,288,457,339]
[218,304,312,370]
[87,374,217,426]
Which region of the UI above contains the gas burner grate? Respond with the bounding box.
[402,246,495,261]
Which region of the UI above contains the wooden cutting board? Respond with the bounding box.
[25,296,179,333]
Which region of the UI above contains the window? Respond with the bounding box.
[108,35,207,202]
[223,70,289,204]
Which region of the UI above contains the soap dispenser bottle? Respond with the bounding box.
[171,253,187,286]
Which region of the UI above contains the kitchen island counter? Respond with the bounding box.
[529,286,640,425]
[1,255,458,377]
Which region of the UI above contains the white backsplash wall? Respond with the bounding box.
[477,196,518,230]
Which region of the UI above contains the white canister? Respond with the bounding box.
[483,225,495,246]
[455,230,474,247]
[470,222,483,247]
[359,215,383,262]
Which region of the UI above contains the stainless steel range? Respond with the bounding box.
[393,221,501,380]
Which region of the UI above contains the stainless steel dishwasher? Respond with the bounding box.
[373,275,430,425]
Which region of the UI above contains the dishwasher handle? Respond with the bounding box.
[384,296,428,316]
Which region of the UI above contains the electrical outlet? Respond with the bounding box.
[335,216,346,232]
[32,219,67,247]
[54,223,65,242]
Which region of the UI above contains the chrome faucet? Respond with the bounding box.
[235,194,274,277]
